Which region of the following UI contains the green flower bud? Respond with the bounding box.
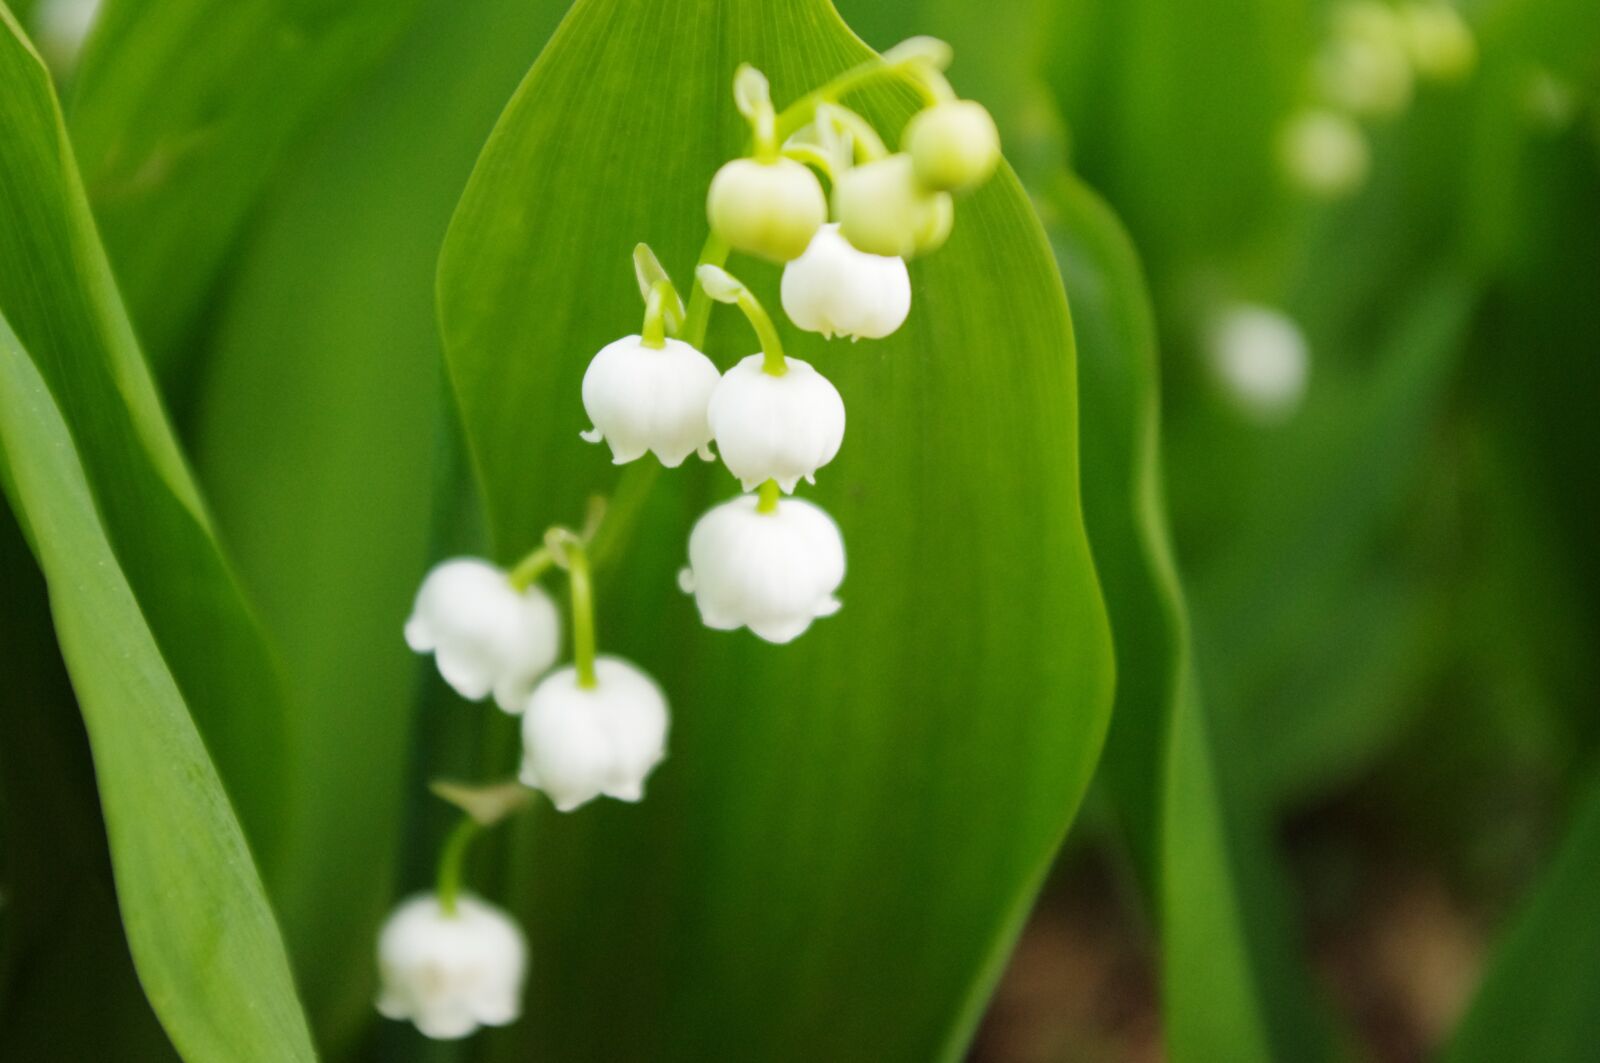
[903,100,1001,192]
[834,154,949,259]
[706,157,827,263]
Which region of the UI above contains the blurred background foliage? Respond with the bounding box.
[0,0,1597,1060]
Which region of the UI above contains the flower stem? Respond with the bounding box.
[683,232,731,347]
[775,47,947,141]
[640,280,671,348]
[736,287,788,377]
[566,538,599,689]
[508,545,554,590]
[756,479,782,514]
[435,816,482,916]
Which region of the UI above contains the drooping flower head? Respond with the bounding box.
[519,656,669,812]
[708,354,846,492]
[903,99,1001,192]
[376,893,527,1040]
[580,334,721,466]
[681,494,845,644]
[405,559,561,712]
[781,223,911,341]
[833,153,953,258]
[706,65,826,262]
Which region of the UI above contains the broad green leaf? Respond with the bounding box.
[1042,171,1339,1063]
[1042,171,1181,884]
[187,0,569,1047]
[437,1,1113,1058]
[0,309,315,1062]
[0,516,176,1062]
[0,5,286,871]
[65,0,423,367]
[1445,778,1600,1063]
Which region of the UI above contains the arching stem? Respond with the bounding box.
[508,545,554,590]
[435,816,481,916]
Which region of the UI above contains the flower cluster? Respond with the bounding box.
[1279,0,1476,199]
[378,38,998,1041]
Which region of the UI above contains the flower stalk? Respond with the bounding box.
[435,815,482,916]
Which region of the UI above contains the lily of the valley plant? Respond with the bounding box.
[380,37,1000,1039]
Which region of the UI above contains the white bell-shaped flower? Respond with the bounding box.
[405,559,561,712]
[519,656,669,812]
[781,224,911,341]
[1207,304,1311,422]
[1278,109,1370,199]
[580,334,721,467]
[707,355,846,492]
[680,494,845,644]
[375,893,527,1040]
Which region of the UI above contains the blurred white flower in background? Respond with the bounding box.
[1317,3,1416,119]
[519,656,670,811]
[1279,108,1372,199]
[1400,2,1477,84]
[781,224,911,341]
[30,0,102,74]
[680,493,845,643]
[580,334,721,466]
[405,559,560,712]
[708,354,846,492]
[376,894,527,1040]
[1206,304,1312,424]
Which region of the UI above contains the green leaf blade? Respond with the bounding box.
[1043,172,1339,1063]
[1445,780,1600,1063]
[0,309,315,1063]
[0,0,288,882]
